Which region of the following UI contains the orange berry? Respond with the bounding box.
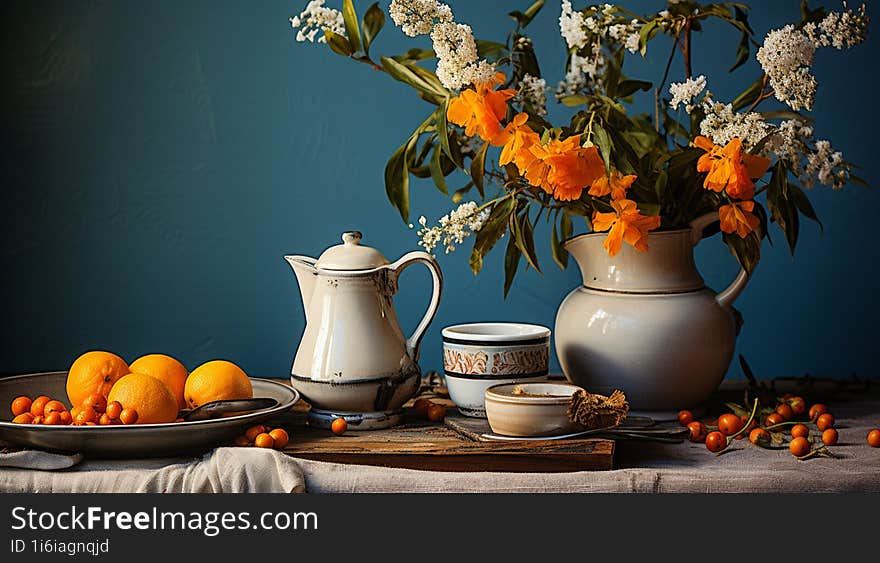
[776,403,794,421]
[11,396,32,416]
[99,413,113,425]
[44,412,63,425]
[816,413,835,431]
[82,393,108,414]
[268,428,289,449]
[174,418,184,423]
[59,411,73,425]
[705,431,727,453]
[789,397,806,416]
[75,406,98,425]
[789,436,811,457]
[119,408,139,425]
[84,421,97,426]
[331,418,347,436]
[43,400,67,416]
[687,421,707,443]
[105,401,123,420]
[821,428,838,446]
[233,435,250,447]
[245,425,268,442]
[791,424,810,439]
[718,413,743,436]
[12,413,34,424]
[765,413,784,427]
[867,429,880,448]
[427,403,447,422]
[30,396,51,417]
[254,433,274,448]
[678,410,694,426]
[749,428,770,446]
[808,403,827,421]
[31,415,43,425]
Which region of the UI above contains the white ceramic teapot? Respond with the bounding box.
[285,231,442,429]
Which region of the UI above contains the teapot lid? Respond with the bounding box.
[315,231,390,270]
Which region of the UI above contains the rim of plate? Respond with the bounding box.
[441,322,550,342]
[0,373,299,429]
[485,382,583,405]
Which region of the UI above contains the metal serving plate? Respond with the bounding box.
[0,372,300,458]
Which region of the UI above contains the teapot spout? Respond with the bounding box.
[284,256,318,322]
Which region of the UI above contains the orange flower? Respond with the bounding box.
[719,200,761,238]
[592,199,662,257]
[526,136,605,201]
[589,168,637,201]
[498,113,540,170]
[446,72,516,145]
[693,136,771,200]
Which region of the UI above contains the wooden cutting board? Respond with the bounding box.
[277,407,614,472]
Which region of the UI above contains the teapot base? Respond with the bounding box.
[307,408,404,431]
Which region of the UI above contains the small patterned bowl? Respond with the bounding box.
[442,323,550,418]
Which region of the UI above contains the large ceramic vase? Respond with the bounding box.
[554,213,752,415]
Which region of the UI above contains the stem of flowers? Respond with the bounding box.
[745,74,770,114]
[655,40,680,132]
[683,20,693,79]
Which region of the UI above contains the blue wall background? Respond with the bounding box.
[1,0,878,381]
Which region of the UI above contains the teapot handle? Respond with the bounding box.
[388,251,443,362]
[690,213,759,310]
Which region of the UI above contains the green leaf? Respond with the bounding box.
[436,101,462,168]
[476,39,507,62]
[592,123,613,174]
[451,181,473,204]
[766,161,799,255]
[342,0,362,54]
[362,2,385,54]
[380,56,444,102]
[516,0,546,28]
[654,169,668,200]
[470,197,516,274]
[470,141,488,198]
[732,75,765,111]
[560,95,590,107]
[724,231,761,276]
[551,220,566,270]
[392,48,436,63]
[384,136,416,222]
[511,205,541,273]
[503,236,521,298]
[324,30,353,56]
[428,144,448,195]
[639,20,659,56]
[730,30,750,72]
[616,79,652,98]
[788,183,823,232]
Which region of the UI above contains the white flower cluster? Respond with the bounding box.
[431,22,496,90]
[805,3,869,49]
[757,3,869,111]
[515,74,548,116]
[389,0,453,37]
[762,119,850,190]
[386,0,494,89]
[290,0,346,44]
[556,2,641,98]
[756,25,817,112]
[668,75,706,113]
[414,202,491,254]
[699,94,771,149]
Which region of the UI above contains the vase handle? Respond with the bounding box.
[689,213,758,310]
[387,251,443,362]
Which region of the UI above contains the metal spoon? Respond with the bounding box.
[178,398,279,422]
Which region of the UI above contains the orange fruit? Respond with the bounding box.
[427,403,447,422]
[11,396,32,416]
[233,435,250,447]
[119,408,139,425]
[184,360,252,409]
[789,436,811,457]
[331,418,347,436]
[31,415,43,425]
[105,401,123,420]
[59,411,73,425]
[868,429,880,448]
[66,351,129,408]
[81,393,107,414]
[254,433,274,448]
[98,413,113,425]
[43,400,67,416]
[816,413,835,431]
[791,424,810,439]
[129,354,189,410]
[75,407,97,425]
[108,373,178,424]
[245,425,268,442]
[12,413,34,424]
[269,428,289,449]
[44,412,63,425]
[821,428,838,446]
[30,396,51,417]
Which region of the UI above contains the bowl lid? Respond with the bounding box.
[315,231,390,270]
[485,382,583,405]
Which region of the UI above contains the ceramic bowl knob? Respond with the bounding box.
[342,231,363,245]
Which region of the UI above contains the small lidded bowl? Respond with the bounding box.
[442,322,550,418]
[484,381,584,437]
